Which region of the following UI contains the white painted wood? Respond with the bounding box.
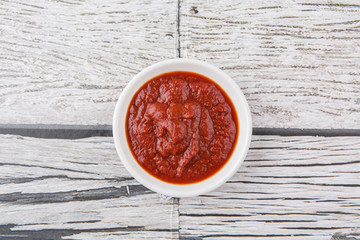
[180,135,360,239]
[0,135,178,239]
[181,0,360,129]
[0,0,177,125]
[1,135,360,239]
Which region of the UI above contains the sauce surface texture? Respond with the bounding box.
[126,71,238,184]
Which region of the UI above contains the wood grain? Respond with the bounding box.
[180,135,360,239]
[0,135,178,240]
[180,0,360,129]
[1,135,360,239]
[0,0,177,125]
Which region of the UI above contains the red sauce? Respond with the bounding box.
[126,71,238,184]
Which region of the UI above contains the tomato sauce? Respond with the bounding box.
[126,71,238,184]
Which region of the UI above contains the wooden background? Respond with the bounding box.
[0,0,359,239]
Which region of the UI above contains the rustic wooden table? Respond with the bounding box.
[1,0,360,239]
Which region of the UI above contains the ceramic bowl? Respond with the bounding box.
[113,58,252,197]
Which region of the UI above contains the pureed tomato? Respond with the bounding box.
[126,71,238,184]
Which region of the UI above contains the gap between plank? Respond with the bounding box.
[176,0,181,58]
[0,124,112,139]
[0,124,360,139]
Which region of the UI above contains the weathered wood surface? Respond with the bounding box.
[181,0,360,129]
[1,0,360,129]
[1,134,359,239]
[180,135,360,240]
[0,0,177,125]
[0,135,178,240]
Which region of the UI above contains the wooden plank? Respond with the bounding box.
[2,134,359,239]
[180,0,360,129]
[0,135,178,239]
[179,135,360,240]
[0,0,177,125]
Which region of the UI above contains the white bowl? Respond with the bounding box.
[113,59,252,197]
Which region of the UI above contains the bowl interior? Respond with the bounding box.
[113,59,252,197]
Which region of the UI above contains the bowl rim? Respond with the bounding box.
[113,58,252,197]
